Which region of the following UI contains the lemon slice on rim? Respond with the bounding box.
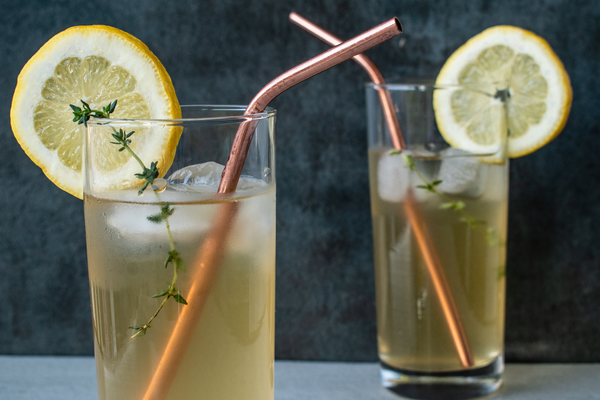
[433,25,572,158]
[11,25,181,199]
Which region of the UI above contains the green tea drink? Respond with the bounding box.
[368,148,508,372]
[84,168,275,400]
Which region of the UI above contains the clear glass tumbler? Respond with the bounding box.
[366,83,508,399]
[84,105,276,400]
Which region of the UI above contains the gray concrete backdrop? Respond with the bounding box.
[1,0,598,361]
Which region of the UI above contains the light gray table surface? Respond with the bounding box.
[0,356,599,400]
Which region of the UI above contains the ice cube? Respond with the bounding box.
[436,148,484,197]
[377,151,410,203]
[377,151,437,203]
[106,203,213,243]
[166,162,264,194]
[167,161,224,192]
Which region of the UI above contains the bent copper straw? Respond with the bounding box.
[289,12,474,368]
[142,17,403,400]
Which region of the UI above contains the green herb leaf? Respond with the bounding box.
[402,154,415,169]
[460,215,481,228]
[135,161,160,194]
[163,249,179,268]
[440,200,467,211]
[147,213,163,223]
[148,203,175,224]
[129,325,148,339]
[486,227,504,246]
[110,129,134,149]
[416,183,437,192]
[161,203,175,218]
[173,294,188,305]
[453,201,466,210]
[153,289,169,298]
[130,325,145,330]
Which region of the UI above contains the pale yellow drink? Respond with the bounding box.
[84,182,276,400]
[368,148,507,372]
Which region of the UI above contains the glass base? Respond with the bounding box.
[379,355,503,400]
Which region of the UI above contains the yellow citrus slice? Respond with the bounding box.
[433,25,572,158]
[11,25,181,199]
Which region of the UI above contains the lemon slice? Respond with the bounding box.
[433,25,572,158]
[11,25,181,199]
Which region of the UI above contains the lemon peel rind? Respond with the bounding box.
[11,25,181,199]
[434,25,572,159]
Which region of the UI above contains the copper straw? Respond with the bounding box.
[219,17,402,192]
[142,18,403,400]
[404,193,474,367]
[289,12,474,368]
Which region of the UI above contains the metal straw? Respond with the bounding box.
[403,192,474,367]
[289,12,474,368]
[219,17,402,193]
[142,18,403,400]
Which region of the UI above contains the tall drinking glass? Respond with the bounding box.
[84,105,276,400]
[366,83,508,399]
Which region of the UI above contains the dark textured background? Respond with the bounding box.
[1,0,598,362]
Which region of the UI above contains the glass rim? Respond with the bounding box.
[366,81,508,91]
[87,104,276,126]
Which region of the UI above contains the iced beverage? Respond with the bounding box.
[84,106,276,400]
[368,149,507,372]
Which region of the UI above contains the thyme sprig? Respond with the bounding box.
[70,99,117,127]
[111,127,187,339]
[394,151,501,246]
[72,99,187,339]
